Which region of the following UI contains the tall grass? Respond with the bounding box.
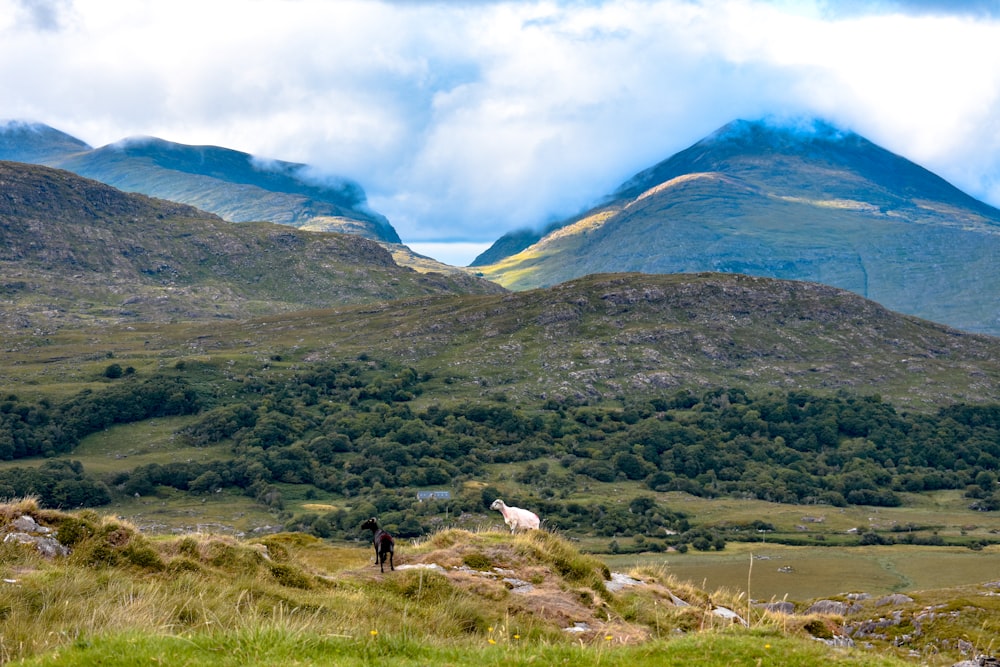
[0,504,919,666]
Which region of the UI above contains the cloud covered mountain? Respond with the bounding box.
[0,120,400,244]
[475,118,1000,335]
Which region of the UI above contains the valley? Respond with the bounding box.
[4,119,1000,664]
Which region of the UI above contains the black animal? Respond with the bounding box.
[361,517,394,572]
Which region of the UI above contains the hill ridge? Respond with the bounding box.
[0,121,400,243]
[0,161,502,329]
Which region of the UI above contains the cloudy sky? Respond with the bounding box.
[2,0,1000,264]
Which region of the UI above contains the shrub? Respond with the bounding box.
[269,563,313,589]
[462,552,493,570]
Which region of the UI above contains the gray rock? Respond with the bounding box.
[668,591,690,606]
[876,593,914,607]
[815,635,855,648]
[3,532,70,558]
[805,599,849,615]
[712,606,748,626]
[13,515,50,534]
[606,572,644,592]
[395,563,444,572]
[757,601,795,615]
[503,577,534,594]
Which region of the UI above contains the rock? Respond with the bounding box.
[564,622,590,633]
[712,606,748,626]
[668,591,690,606]
[606,572,644,592]
[502,577,534,594]
[876,593,914,607]
[815,635,855,648]
[396,563,444,572]
[757,601,795,615]
[805,600,849,615]
[12,515,50,534]
[3,532,70,558]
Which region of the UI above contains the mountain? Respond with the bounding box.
[0,121,400,243]
[9,269,995,411]
[474,118,1000,335]
[0,161,503,330]
[0,120,91,163]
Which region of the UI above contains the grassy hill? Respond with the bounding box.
[0,122,400,243]
[0,498,949,666]
[475,118,1000,335]
[0,161,502,331]
[4,270,1000,410]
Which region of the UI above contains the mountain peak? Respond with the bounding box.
[476,116,1000,334]
[611,115,990,211]
[711,116,854,142]
[696,117,865,157]
[0,119,91,162]
[0,123,402,244]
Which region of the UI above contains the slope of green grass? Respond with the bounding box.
[12,630,907,667]
[0,501,916,667]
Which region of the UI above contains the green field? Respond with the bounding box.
[607,542,1000,601]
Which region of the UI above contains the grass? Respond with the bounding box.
[606,543,1000,600]
[10,630,908,666]
[0,416,217,475]
[0,501,924,666]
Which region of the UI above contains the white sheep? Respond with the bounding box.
[490,498,540,533]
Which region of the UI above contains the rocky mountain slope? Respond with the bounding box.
[475,119,1000,335]
[0,161,502,330]
[122,271,1000,411]
[0,120,399,243]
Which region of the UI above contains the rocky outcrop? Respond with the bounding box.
[2,514,69,558]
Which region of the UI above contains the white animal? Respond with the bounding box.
[490,498,540,533]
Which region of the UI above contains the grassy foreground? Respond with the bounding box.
[12,631,902,667]
[0,498,922,666]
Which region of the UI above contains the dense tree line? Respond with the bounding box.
[0,460,110,508]
[0,376,200,459]
[6,358,1000,542]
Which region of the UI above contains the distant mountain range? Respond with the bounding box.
[0,161,501,331]
[0,120,400,243]
[5,116,1000,335]
[3,159,1000,409]
[475,119,1000,335]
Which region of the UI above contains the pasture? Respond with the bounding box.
[606,542,1000,601]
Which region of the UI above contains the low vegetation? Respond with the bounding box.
[0,498,928,666]
[3,355,1000,552]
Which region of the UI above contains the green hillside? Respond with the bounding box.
[1,499,930,666]
[0,161,502,330]
[0,122,400,243]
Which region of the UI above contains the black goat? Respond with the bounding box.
[361,517,394,572]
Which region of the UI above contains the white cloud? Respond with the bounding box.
[1,0,999,244]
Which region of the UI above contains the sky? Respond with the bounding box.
[2,0,1000,266]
